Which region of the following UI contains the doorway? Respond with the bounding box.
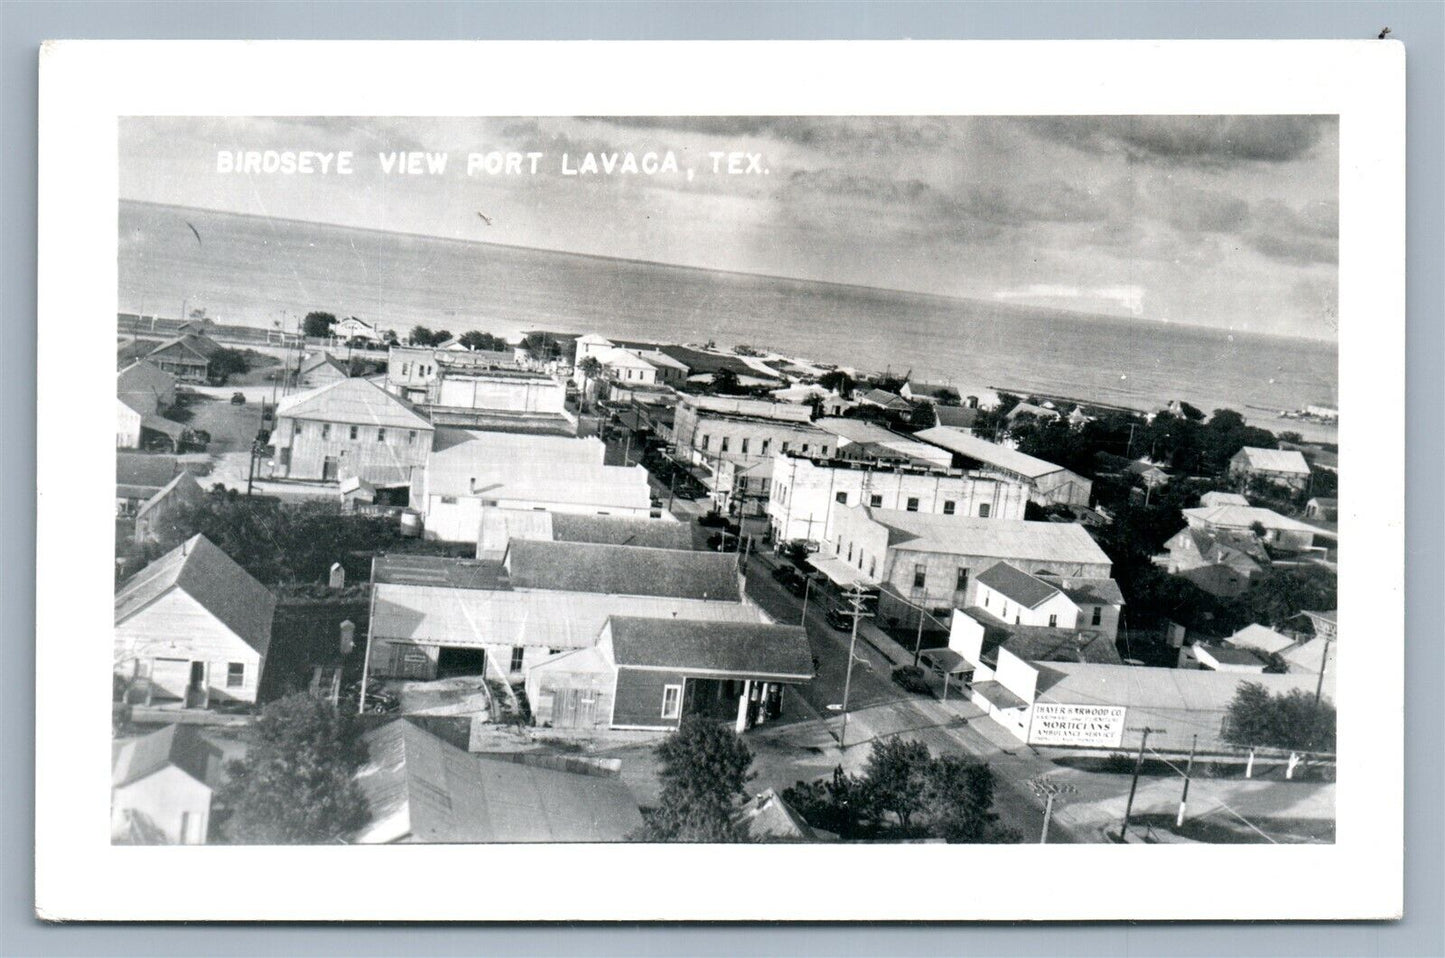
[322,457,340,481]
[436,646,487,678]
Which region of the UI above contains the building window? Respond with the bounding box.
[1092,606,1102,626]
[821,446,829,457]
[836,491,848,504]
[402,362,411,376]
[983,593,990,608]
[321,423,331,440]
[913,564,926,589]
[956,568,968,592]
[869,559,877,577]
[377,428,386,442]
[869,494,883,507]
[760,439,770,456]
[978,503,991,518]
[700,435,710,451]
[509,647,525,673]
[906,497,920,512]
[1048,614,1058,628]
[408,430,417,445]
[801,444,809,453]
[942,500,956,515]
[720,436,730,453]
[780,442,789,453]
[847,543,854,562]
[661,684,683,719]
[741,438,750,455]
[226,663,245,688]
[349,425,359,440]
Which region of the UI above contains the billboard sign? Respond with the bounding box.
[1027,703,1127,748]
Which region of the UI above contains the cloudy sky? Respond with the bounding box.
[121,115,1338,339]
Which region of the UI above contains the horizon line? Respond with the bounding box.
[119,197,1338,346]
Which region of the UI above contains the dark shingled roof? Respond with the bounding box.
[548,514,696,551]
[114,534,276,656]
[964,606,1123,667]
[607,616,814,678]
[117,452,183,490]
[506,540,741,601]
[932,405,980,430]
[112,723,220,789]
[975,561,1062,610]
[373,554,511,591]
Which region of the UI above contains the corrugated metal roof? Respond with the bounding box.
[354,720,643,843]
[1234,446,1311,474]
[425,430,645,505]
[976,562,1061,609]
[1182,505,1319,534]
[1226,624,1297,655]
[117,359,176,403]
[913,427,1066,479]
[608,616,813,678]
[371,582,764,651]
[277,377,432,430]
[864,509,1113,567]
[134,470,208,522]
[506,540,740,601]
[114,534,276,656]
[548,513,694,551]
[1044,575,1125,607]
[1033,662,1318,711]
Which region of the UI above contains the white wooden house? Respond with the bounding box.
[114,534,275,707]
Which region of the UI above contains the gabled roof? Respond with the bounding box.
[1182,505,1319,535]
[975,562,1066,610]
[276,377,432,430]
[112,724,219,789]
[904,381,959,400]
[607,616,813,679]
[737,789,829,842]
[134,470,208,522]
[1042,574,1125,607]
[117,452,183,491]
[859,388,911,409]
[1006,402,1060,421]
[1200,491,1251,507]
[548,513,695,551]
[1232,446,1310,475]
[965,606,1122,666]
[933,405,979,430]
[117,359,176,402]
[506,540,741,602]
[148,333,223,362]
[860,508,1113,568]
[354,720,643,843]
[1226,623,1297,655]
[1165,527,1269,567]
[913,427,1068,480]
[114,534,275,656]
[301,353,349,376]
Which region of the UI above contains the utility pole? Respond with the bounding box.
[1118,726,1156,842]
[1176,734,1198,829]
[912,600,926,668]
[836,585,875,750]
[800,573,814,627]
[1314,635,1333,706]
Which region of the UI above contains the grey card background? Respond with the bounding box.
[3,1,1441,955]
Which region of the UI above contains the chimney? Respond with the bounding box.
[339,620,356,656]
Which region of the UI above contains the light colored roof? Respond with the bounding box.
[134,470,208,522]
[1227,623,1298,655]
[547,513,694,551]
[860,388,910,408]
[1007,402,1060,421]
[301,353,349,376]
[148,333,223,361]
[114,534,275,656]
[370,582,765,652]
[1182,505,1320,534]
[913,427,1067,479]
[1200,491,1251,507]
[737,789,827,842]
[117,359,176,402]
[354,720,643,843]
[277,377,432,430]
[1043,574,1125,607]
[976,562,1063,610]
[426,431,649,508]
[593,346,658,370]
[683,394,815,423]
[1034,662,1319,711]
[1282,637,1334,676]
[862,509,1113,568]
[815,417,908,446]
[1233,446,1311,475]
[608,616,812,678]
[506,540,741,601]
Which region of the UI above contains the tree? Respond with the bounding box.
[521,332,562,363]
[1178,401,1206,422]
[217,693,370,843]
[302,311,337,339]
[382,329,400,346]
[924,755,1012,843]
[906,402,937,430]
[458,331,507,352]
[576,356,603,411]
[860,738,930,830]
[639,716,754,842]
[208,347,252,383]
[817,369,855,399]
[408,325,437,346]
[1224,682,1336,752]
[711,367,742,395]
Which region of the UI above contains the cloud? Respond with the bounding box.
[1028,116,1334,167]
[1247,199,1338,265]
[595,116,954,151]
[1159,185,1252,234]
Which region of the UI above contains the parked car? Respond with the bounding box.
[772,566,810,597]
[890,665,934,696]
[230,392,246,405]
[825,607,853,631]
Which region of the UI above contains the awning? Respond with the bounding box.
[919,648,974,676]
[140,415,187,440]
[806,554,877,590]
[971,680,1029,711]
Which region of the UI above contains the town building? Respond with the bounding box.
[111,724,222,844]
[117,359,177,414]
[117,454,192,516]
[943,611,1323,753]
[856,388,913,414]
[574,334,690,388]
[823,505,1113,622]
[1200,490,1251,508]
[114,534,275,707]
[1156,526,1269,597]
[655,344,782,386]
[352,719,644,843]
[1181,504,1330,555]
[269,377,434,485]
[932,405,980,432]
[900,381,961,405]
[385,344,527,403]
[1005,401,1060,426]
[133,470,209,544]
[477,507,691,560]
[365,546,765,684]
[333,316,384,342]
[146,333,224,384]
[415,429,654,541]
[770,384,855,417]
[768,454,1030,546]
[1305,497,1339,522]
[1182,642,1271,673]
[526,616,813,732]
[116,395,145,449]
[913,426,1093,507]
[1224,623,1299,656]
[737,789,834,842]
[814,418,952,467]
[672,396,836,515]
[1228,446,1312,492]
[297,352,350,388]
[968,561,1124,640]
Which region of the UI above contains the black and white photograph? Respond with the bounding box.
[36,40,1404,922]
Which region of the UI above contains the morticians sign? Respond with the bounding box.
[1027,703,1128,748]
